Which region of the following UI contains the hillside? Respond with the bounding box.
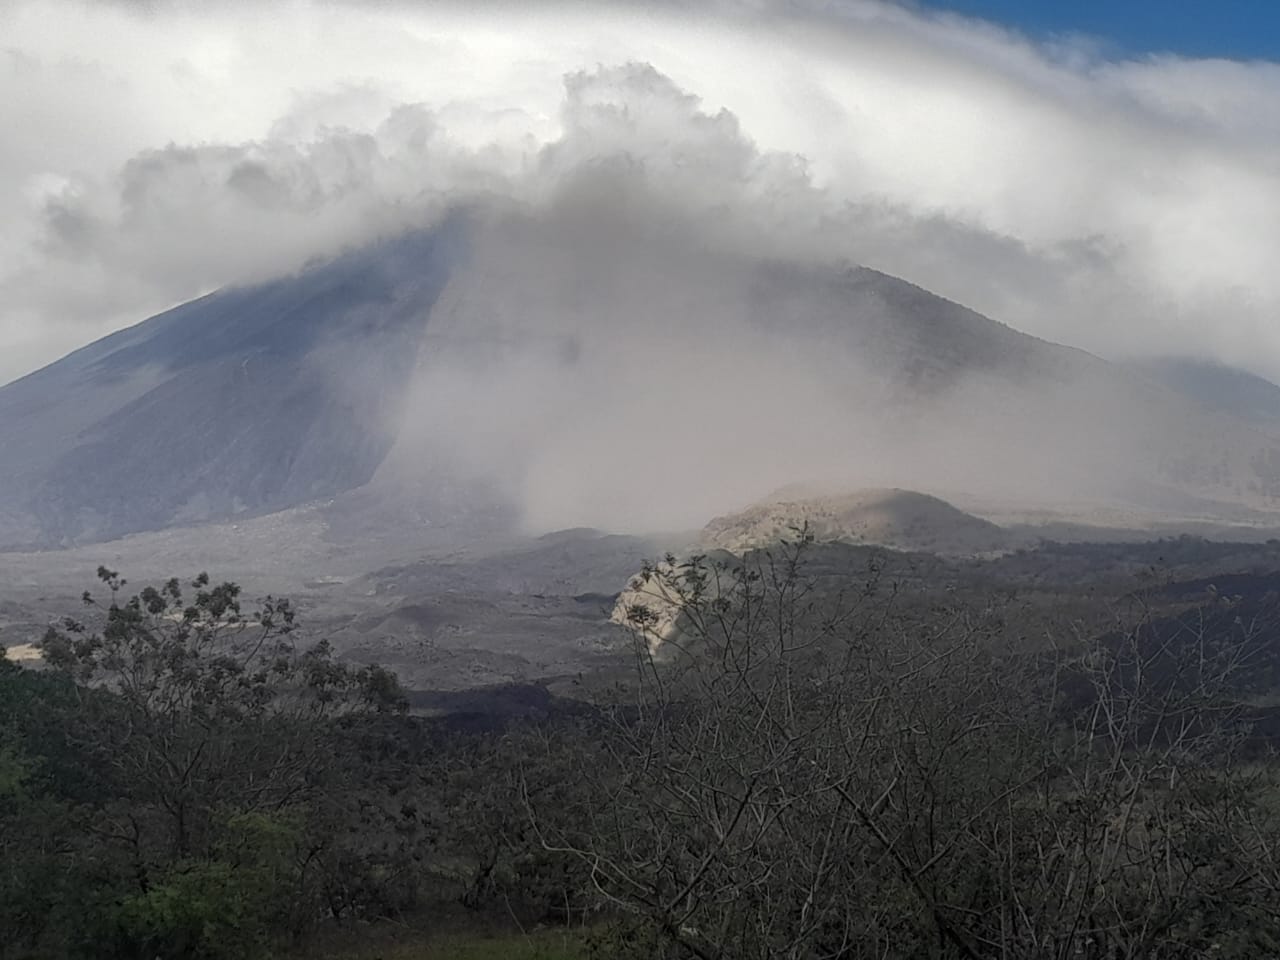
[700,487,1009,556]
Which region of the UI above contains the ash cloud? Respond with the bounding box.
[370,69,1200,530]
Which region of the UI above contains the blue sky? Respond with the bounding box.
[918,0,1280,61]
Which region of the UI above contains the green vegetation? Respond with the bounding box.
[320,928,590,960]
[5,539,1280,959]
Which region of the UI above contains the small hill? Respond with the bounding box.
[700,488,1008,556]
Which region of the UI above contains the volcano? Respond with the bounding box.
[3,209,1280,547]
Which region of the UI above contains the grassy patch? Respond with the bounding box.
[320,927,591,960]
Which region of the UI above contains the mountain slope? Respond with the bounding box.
[0,225,462,545]
[4,208,1280,547]
[1130,357,1280,433]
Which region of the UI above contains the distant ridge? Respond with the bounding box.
[1130,357,1280,433]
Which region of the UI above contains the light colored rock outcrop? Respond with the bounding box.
[609,549,740,654]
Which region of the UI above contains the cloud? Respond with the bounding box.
[2,0,1280,393]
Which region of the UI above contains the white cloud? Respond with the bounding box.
[2,0,1280,388]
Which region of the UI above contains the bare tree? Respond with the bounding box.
[527,535,1280,959]
[41,568,402,878]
